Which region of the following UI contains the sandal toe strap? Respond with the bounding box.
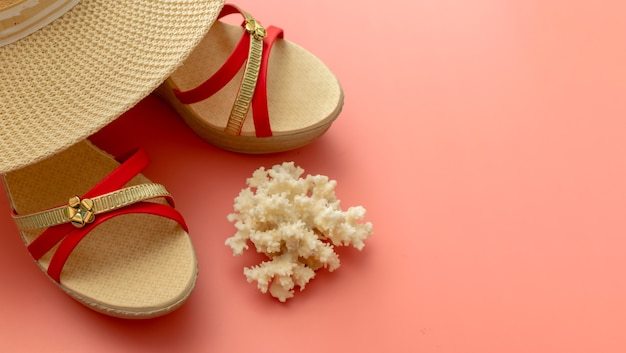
[12,183,172,230]
[10,147,187,283]
[224,9,265,136]
[174,4,284,137]
[46,202,187,282]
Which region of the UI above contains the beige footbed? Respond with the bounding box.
[2,141,197,319]
[156,20,344,153]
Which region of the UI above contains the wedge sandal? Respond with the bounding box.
[3,141,197,319]
[156,3,344,153]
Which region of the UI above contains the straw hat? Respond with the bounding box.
[0,0,224,173]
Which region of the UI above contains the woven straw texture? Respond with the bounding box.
[0,0,224,173]
[3,141,197,318]
[157,20,343,153]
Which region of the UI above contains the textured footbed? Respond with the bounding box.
[157,20,344,153]
[2,141,197,319]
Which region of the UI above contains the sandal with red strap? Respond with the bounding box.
[156,3,344,153]
[3,140,197,319]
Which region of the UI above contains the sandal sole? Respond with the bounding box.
[3,141,197,319]
[156,20,344,153]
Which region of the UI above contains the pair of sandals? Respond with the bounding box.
[3,4,343,319]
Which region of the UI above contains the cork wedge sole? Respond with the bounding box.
[156,13,344,154]
[3,141,197,319]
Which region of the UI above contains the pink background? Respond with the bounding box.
[2,0,626,352]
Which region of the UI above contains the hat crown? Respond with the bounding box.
[0,0,79,47]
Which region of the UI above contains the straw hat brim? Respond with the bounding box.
[0,0,224,173]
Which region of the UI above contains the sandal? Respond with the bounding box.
[3,141,196,319]
[156,3,344,153]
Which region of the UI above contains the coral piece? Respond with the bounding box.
[226,162,373,302]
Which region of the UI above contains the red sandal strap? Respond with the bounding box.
[251,25,284,137]
[26,148,150,259]
[173,4,285,138]
[174,4,251,105]
[21,145,187,282]
[46,202,188,282]
[94,148,151,195]
[26,147,152,259]
[173,28,249,104]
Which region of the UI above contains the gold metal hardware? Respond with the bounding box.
[67,196,95,228]
[244,18,266,41]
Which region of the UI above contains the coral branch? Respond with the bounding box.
[226,162,373,301]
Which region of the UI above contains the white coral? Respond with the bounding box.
[225,162,373,302]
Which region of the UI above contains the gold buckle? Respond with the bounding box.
[244,18,266,41]
[67,196,95,228]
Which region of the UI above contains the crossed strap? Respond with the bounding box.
[11,148,188,282]
[173,4,284,137]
